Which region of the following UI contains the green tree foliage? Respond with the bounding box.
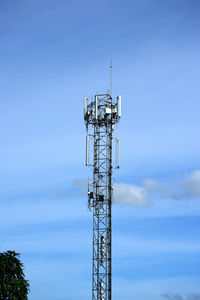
[0,250,29,300]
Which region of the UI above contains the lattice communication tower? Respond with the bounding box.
[84,82,121,300]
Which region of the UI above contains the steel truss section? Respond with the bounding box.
[84,93,121,300]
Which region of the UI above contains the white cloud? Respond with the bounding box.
[113,277,200,300]
[113,183,150,207]
[113,169,200,206]
[183,170,200,198]
[143,179,173,198]
[162,294,200,300]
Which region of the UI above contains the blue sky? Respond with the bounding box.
[0,0,200,299]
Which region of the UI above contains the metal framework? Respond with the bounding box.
[84,92,121,300]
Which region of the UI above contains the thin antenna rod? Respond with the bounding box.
[110,60,112,97]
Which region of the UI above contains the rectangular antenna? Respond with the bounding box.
[86,135,90,166]
[117,95,121,117]
[84,97,87,115]
[95,95,98,119]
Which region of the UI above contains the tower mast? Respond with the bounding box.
[84,77,121,300]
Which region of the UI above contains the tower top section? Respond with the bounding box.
[84,93,121,130]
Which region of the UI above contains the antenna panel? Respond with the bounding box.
[117,95,121,117]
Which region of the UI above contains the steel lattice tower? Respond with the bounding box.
[84,88,121,300]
